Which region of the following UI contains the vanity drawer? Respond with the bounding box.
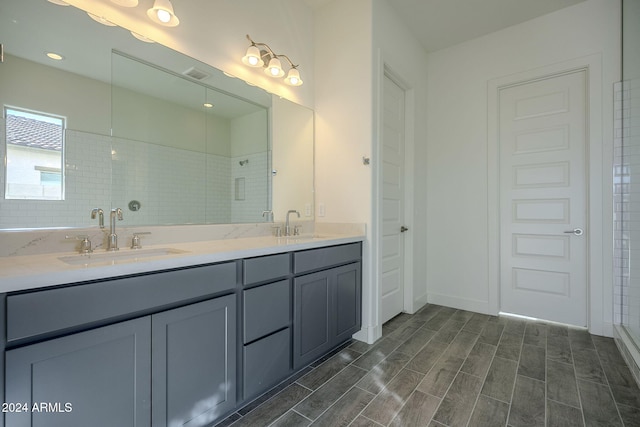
[243,279,290,343]
[293,243,361,274]
[243,328,291,399]
[7,262,238,344]
[243,253,290,285]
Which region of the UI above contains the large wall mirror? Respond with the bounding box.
[0,0,314,229]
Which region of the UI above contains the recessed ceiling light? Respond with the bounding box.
[46,52,64,61]
[87,13,117,26]
[203,103,214,108]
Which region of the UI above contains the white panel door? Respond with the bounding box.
[381,75,406,324]
[499,70,587,326]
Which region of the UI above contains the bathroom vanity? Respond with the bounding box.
[0,236,362,427]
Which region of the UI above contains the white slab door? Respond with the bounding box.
[381,74,406,324]
[499,70,587,327]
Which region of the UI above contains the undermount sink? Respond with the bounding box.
[58,247,188,266]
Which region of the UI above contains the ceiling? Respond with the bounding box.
[304,0,587,52]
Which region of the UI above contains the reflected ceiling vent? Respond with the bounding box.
[182,67,209,81]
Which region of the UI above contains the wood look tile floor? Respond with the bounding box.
[216,304,640,427]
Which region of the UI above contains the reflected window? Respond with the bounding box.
[4,107,65,200]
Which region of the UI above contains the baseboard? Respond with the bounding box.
[411,293,429,314]
[353,324,382,345]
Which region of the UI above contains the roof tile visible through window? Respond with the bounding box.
[6,114,63,151]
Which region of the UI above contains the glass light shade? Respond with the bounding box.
[110,0,138,6]
[265,57,285,78]
[147,0,179,27]
[284,68,303,86]
[131,32,155,43]
[87,13,117,26]
[242,46,264,67]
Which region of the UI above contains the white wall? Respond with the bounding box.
[314,0,374,341]
[271,97,314,222]
[314,0,429,343]
[372,0,429,324]
[425,0,620,336]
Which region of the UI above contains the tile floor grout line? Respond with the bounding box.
[589,333,628,426]
[544,328,548,427]
[503,318,528,426]
[567,332,589,427]
[465,321,503,427]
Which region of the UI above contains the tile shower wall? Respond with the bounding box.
[112,137,269,226]
[614,77,640,385]
[1,129,269,228]
[614,81,628,328]
[231,151,270,224]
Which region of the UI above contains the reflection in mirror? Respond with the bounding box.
[111,51,269,226]
[271,96,314,222]
[0,0,313,230]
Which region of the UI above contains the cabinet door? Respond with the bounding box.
[334,262,362,344]
[5,317,151,427]
[152,295,236,427]
[293,271,331,369]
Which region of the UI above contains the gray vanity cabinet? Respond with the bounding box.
[293,243,362,370]
[5,317,152,427]
[1,242,362,427]
[152,295,236,427]
[242,254,292,400]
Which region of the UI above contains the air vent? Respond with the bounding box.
[182,67,209,80]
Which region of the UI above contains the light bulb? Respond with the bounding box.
[157,9,171,23]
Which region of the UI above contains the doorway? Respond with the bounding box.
[498,70,588,327]
[380,73,407,324]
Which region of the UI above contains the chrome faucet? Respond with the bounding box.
[91,208,104,229]
[107,208,123,251]
[285,210,300,236]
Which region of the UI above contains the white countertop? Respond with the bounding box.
[0,233,364,294]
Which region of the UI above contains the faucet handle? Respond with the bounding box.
[131,232,151,249]
[65,235,93,254]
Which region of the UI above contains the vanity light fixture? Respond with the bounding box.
[147,0,180,27]
[203,103,213,108]
[242,35,303,87]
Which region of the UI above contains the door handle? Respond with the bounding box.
[564,228,584,236]
[400,226,409,233]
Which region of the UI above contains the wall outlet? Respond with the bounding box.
[305,203,312,217]
[318,203,326,217]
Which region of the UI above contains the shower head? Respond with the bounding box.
[239,159,249,166]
